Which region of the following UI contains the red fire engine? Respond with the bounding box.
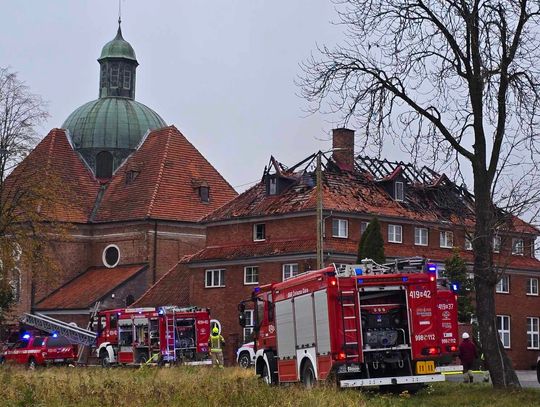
[95,306,219,366]
[239,258,458,390]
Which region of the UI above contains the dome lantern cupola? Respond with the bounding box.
[98,19,138,99]
[62,20,166,178]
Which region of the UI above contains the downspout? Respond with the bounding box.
[153,220,158,284]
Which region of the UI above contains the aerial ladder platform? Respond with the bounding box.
[20,313,97,347]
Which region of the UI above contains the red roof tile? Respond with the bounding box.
[132,262,190,307]
[36,264,148,309]
[4,129,100,223]
[93,126,237,222]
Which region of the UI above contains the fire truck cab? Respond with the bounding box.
[239,258,455,390]
[95,306,218,366]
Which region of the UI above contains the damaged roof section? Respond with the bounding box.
[204,152,536,235]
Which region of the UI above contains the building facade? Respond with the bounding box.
[137,129,540,368]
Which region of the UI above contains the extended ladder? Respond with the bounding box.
[77,301,101,363]
[20,313,97,346]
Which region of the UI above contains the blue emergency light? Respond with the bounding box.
[451,283,459,292]
[158,307,165,315]
[254,287,261,293]
[52,331,59,338]
[427,264,437,273]
[357,278,364,284]
[402,276,409,282]
[355,268,363,275]
[22,333,30,340]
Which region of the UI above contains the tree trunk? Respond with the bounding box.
[473,168,520,388]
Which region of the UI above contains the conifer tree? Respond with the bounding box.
[356,217,385,264]
[444,248,475,323]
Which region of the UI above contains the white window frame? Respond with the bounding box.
[205,269,225,288]
[527,317,540,350]
[332,218,348,238]
[527,278,539,296]
[493,235,501,253]
[414,227,428,246]
[497,315,511,349]
[464,236,473,251]
[243,310,255,343]
[360,221,368,234]
[282,263,299,281]
[439,231,454,248]
[388,224,403,243]
[244,266,259,285]
[269,177,277,195]
[496,275,509,294]
[394,181,404,201]
[512,238,524,255]
[253,223,266,241]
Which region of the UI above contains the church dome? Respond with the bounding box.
[62,97,166,150]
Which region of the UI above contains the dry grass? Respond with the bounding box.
[0,365,539,407]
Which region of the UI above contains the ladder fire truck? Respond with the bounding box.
[238,258,458,390]
[95,306,219,366]
[20,306,220,366]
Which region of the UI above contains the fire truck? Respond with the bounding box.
[95,306,219,366]
[239,258,458,390]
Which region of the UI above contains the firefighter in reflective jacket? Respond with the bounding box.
[209,326,225,368]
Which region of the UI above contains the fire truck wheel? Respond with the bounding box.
[0,356,4,365]
[27,357,37,370]
[100,350,111,368]
[261,362,272,385]
[238,352,251,369]
[138,355,147,365]
[301,360,316,389]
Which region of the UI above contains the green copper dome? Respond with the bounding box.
[98,26,137,62]
[62,98,166,150]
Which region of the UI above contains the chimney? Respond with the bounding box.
[332,128,355,171]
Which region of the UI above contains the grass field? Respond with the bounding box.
[0,366,539,407]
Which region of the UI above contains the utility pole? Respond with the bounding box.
[316,152,324,269]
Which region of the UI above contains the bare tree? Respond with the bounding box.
[300,1,540,388]
[0,67,68,326]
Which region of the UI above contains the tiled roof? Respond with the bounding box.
[4,129,100,223]
[132,262,191,307]
[204,155,538,236]
[36,264,148,309]
[93,126,237,222]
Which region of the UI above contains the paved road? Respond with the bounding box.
[445,369,539,389]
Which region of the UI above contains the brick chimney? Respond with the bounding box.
[332,128,355,171]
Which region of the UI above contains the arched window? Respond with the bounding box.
[10,268,21,303]
[96,151,113,178]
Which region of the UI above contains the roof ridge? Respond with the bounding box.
[146,128,173,217]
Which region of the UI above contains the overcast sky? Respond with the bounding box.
[0,1,361,191]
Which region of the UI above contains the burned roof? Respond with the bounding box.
[203,153,537,235]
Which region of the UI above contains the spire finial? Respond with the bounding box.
[118,0,122,26]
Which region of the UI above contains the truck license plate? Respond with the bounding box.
[416,361,435,374]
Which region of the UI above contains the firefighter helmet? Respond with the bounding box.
[212,326,219,335]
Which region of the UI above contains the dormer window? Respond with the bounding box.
[125,170,139,184]
[269,177,277,195]
[394,181,404,201]
[199,186,210,203]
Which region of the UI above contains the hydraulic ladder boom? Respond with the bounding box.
[20,313,97,346]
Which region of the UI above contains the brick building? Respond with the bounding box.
[5,23,237,328]
[137,128,540,368]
